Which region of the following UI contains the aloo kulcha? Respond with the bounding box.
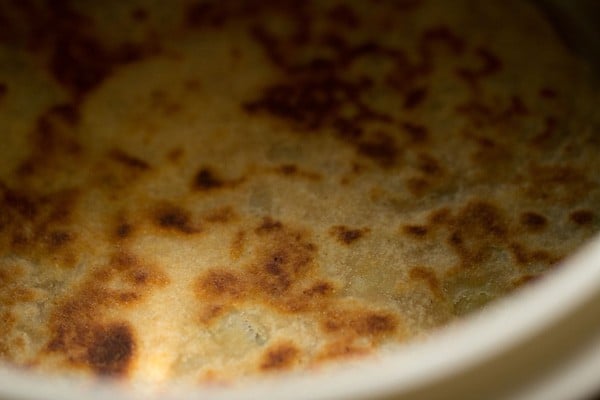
[0,0,598,385]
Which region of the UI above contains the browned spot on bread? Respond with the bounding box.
[539,87,558,99]
[326,4,360,29]
[406,177,430,196]
[416,153,443,176]
[321,309,398,338]
[203,206,238,224]
[525,165,588,204]
[131,7,148,22]
[316,340,369,362]
[115,222,134,240]
[570,210,595,226]
[519,212,547,232]
[400,122,429,143]
[167,147,184,163]
[509,243,555,267]
[409,267,443,298]
[275,164,322,180]
[86,323,135,376]
[1,185,81,263]
[17,103,83,177]
[456,47,502,90]
[330,226,370,245]
[193,167,224,191]
[44,247,168,375]
[260,342,299,371]
[512,274,542,288]
[152,203,198,234]
[531,116,558,146]
[404,87,428,109]
[0,82,6,98]
[402,224,428,238]
[447,200,507,268]
[356,133,398,167]
[197,269,246,300]
[255,217,283,234]
[46,230,73,249]
[230,230,246,260]
[108,149,151,171]
[303,281,334,297]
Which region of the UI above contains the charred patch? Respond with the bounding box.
[193,168,224,191]
[46,230,73,248]
[110,251,170,287]
[330,225,369,245]
[302,281,334,297]
[255,217,283,234]
[260,342,299,371]
[405,177,430,196]
[0,83,6,98]
[539,87,558,99]
[203,206,238,224]
[569,210,595,226]
[509,243,556,267]
[519,212,547,232]
[401,122,429,143]
[456,47,502,90]
[167,147,184,163]
[402,224,428,238]
[275,164,322,180]
[86,323,134,376]
[316,341,369,362]
[197,269,246,300]
[409,267,443,298]
[512,274,542,288]
[525,165,588,204]
[108,149,151,171]
[322,309,398,338]
[327,4,360,28]
[416,153,443,176]
[115,222,134,239]
[230,230,246,260]
[403,87,428,109]
[153,204,197,234]
[447,200,508,268]
[131,7,148,22]
[196,221,320,318]
[531,116,558,146]
[356,133,398,167]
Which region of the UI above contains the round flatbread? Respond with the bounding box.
[0,0,598,384]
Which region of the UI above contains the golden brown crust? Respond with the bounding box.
[0,0,598,384]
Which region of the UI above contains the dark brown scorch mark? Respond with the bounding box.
[109,149,151,171]
[321,309,397,338]
[152,203,197,234]
[45,249,168,376]
[456,47,502,90]
[330,225,370,245]
[409,267,443,298]
[402,224,428,238]
[260,342,300,371]
[275,164,322,180]
[510,243,557,267]
[570,210,595,226]
[193,167,224,191]
[447,200,508,268]
[86,323,135,376]
[519,212,547,232]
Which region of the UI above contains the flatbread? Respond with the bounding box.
[0,0,598,384]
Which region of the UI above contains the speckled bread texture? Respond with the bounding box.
[0,0,598,384]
